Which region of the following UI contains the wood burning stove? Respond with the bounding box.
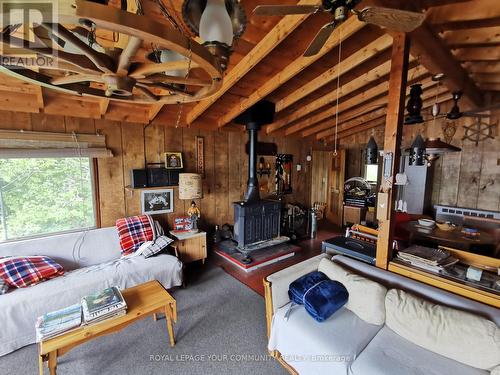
[232,101,282,257]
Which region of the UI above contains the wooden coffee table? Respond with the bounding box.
[38,280,177,375]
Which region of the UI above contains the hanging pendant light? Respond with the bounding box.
[409,134,426,166]
[182,0,247,71]
[404,84,424,125]
[365,136,378,165]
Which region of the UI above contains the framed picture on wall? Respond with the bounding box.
[276,154,293,194]
[165,152,183,169]
[141,189,174,215]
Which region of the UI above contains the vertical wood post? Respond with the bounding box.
[375,33,410,269]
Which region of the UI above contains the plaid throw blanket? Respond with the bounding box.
[116,215,156,256]
[0,256,64,288]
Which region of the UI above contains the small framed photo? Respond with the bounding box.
[165,152,183,169]
[141,189,174,215]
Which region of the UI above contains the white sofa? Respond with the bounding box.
[266,254,500,375]
[0,227,183,356]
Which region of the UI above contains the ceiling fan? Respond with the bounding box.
[253,0,426,56]
[423,91,499,123]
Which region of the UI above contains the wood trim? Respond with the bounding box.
[273,350,299,375]
[375,33,410,270]
[388,262,500,308]
[93,158,102,228]
[263,277,274,339]
[185,0,316,125]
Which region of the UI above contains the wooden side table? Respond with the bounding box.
[169,231,207,264]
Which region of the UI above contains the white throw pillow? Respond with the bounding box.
[318,258,386,325]
[385,289,500,371]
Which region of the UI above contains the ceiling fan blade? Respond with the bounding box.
[461,113,493,118]
[253,5,321,16]
[463,102,500,115]
[358,7,425,32]
[303,22,336,57]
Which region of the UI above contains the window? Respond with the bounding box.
[0,157,96,241]
[364,164,378,183]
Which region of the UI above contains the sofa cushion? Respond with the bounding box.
[318,258,386,325]
[116,215,155,256]
[268,302,382,375]
[0,277,9,294]
[0,256,64,288]
[385,289,500,370]
[351,326,489,375]
[0,253,182,356]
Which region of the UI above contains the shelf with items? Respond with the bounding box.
[389,260,500,308]
[125,186,179,191]
[389,245,500,308]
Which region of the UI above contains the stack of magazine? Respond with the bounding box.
[36,304,82,342]
[35,286,127,342]
[397,245,459,273]
[82,286,127,325]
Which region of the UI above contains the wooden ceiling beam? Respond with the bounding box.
[99,99,110,117]
[302,77,438,137]
[266,54,424,134]
[326,93,452,142]
[148,104,164,122]
[463,61,500,74]
[285,67,434,137]
[453,47,500,61]
[215,17,366,129]
[426,0,500,30]
[185,0,317,125]
[473,73,500,84]
[276,33,393,112]
[315,84,448,140]
[442,26,500,47]
[409,22,484,108]
[479,83,500,91]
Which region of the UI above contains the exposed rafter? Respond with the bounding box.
[184,0,318,125]
[215,17,366,128]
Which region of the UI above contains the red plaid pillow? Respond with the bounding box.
[116,215,154,256]
[0,256,64,288]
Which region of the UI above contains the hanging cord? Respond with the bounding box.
[71,132,91,264]
[174,42,193,128]
[432,79,441,128]
[333,26,343,157]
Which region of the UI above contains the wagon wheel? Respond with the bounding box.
[0,0,222,104]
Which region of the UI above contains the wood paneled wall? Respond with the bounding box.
[0,111,312,230]
[342,106,500,211]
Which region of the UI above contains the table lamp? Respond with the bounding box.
[179,173,203,231]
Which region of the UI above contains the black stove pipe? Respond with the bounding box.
[244,121,261,203]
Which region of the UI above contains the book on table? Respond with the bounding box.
[35,303,82,342]
[81,286,127,325]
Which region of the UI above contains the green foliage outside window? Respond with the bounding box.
[0,157,95,241]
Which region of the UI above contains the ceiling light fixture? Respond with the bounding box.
[0,1,247,105]
[182,0,247,71]
[404,84,424,125]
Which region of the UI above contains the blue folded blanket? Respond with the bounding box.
[287,271,349,322]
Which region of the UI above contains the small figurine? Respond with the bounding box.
[187,200,201,231]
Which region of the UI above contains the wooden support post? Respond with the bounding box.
[375,33,410,269]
